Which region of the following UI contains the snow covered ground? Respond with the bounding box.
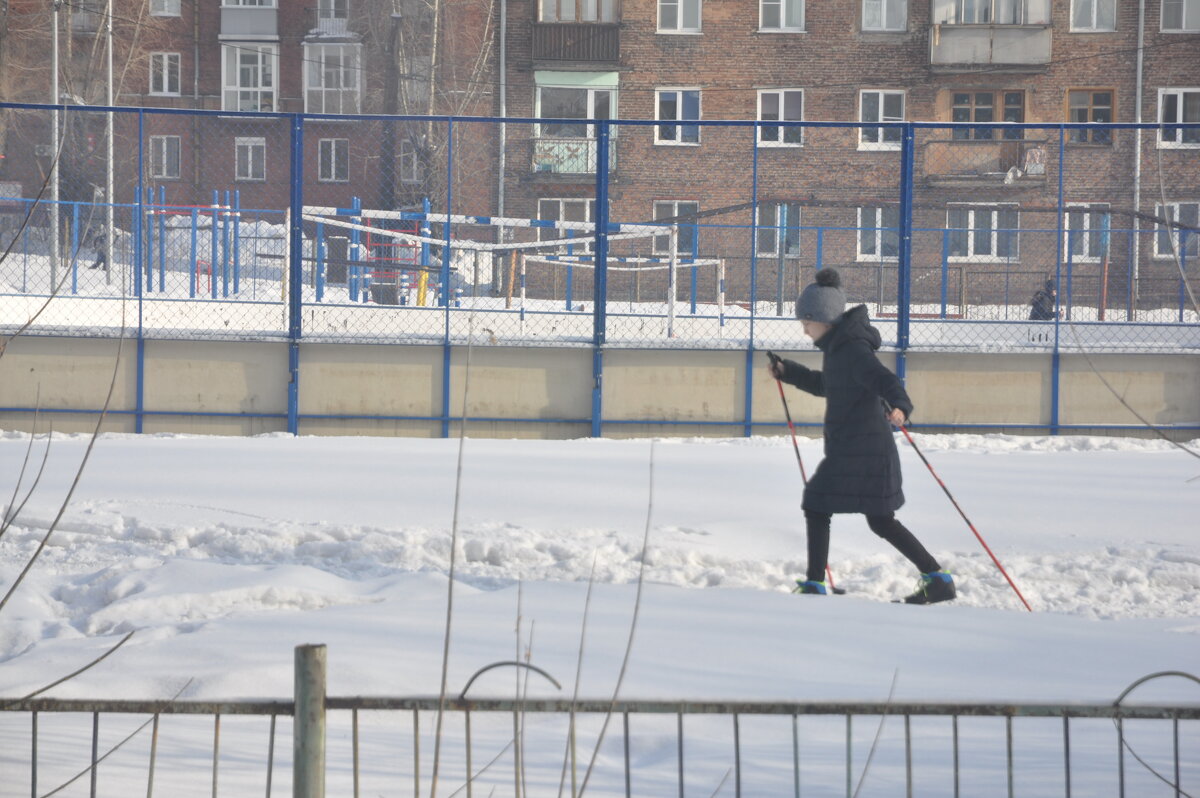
[0,430,1198,796]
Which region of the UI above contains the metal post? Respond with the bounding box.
[287,115,305,435]
[212,714,221,798]
[591,120,611,438]
[147,714,159,798]
[676,712,685,798]
[293,644,327,798]
[90,711,99,798]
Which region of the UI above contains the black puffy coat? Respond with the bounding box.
[778,304,914,516]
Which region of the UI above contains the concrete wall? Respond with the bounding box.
[0,336,1196,439]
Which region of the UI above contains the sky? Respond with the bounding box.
[0,429,1198,796]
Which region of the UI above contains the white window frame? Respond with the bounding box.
[656,88,701,145]
[756,202,802,257]
[318,0,348,18]
[150,0,182,16]
[538,198,597,253]
[652,200,699,255]
[541,0,619,22]
[1158,88,1200,148]
[760,0,804,31]
[1155,202,1200,258]
[304,43,362,115]
[858,206,901,261]
[946,203,1020,260]
[757,89,804,147]
[1070,0,1116,31]
[318,138,349,183]
[862,0,906,31]
[859,90,904,150]
[1064,203,1110,262]
[149,135,181,180]
[222,44,277,113]
[400,139,422,184]
[1162,0,1200,31]
[222,0,277,6]
[235,137,266,182]
[149,52,181,96]
[534,85,615,138]
[658,0,701,32]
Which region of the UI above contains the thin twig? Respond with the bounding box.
[0,404,54,543]
[2,631,135,709]
[851,668,901,798]
[557,552,599,798]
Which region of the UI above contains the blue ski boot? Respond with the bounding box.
[793,579,828,595]
[902,571,956,604]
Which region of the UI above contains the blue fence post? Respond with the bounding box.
[815,227,824,271]
[70,202,79,295]
[1180,230,1189,323]
[189,208,198,299]
[1050,127,1067,436]
[565,230,575,311]
[222,190,232,298]
[316,220,325,302]
[591,119,611,438]
[689,219,698,314]
[775,204,786,316]
[157,186,166,292]
[1065,229,1075,322]
[135,110,146,434]
[440,122,454,438]
[896,123,915,380]
[287,114,305,435]
[233,190,241,295]
[211,190,219,300]
[744,121,761,438]
[940,229,950,318]
[350,195,362,303]
[143,187,153,295]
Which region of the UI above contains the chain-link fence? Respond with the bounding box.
[1,105,1197,352]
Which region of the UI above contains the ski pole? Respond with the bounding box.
[767,351,844,594]
[893,420,1033,612]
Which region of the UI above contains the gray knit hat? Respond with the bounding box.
[795,268,846,323]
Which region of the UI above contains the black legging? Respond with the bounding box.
[804,510,941,582]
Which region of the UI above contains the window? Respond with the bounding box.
[947,204,1019,259]
[149,53,181,96]
[222,44,277,112]
[536,85,614,138]
[149,136,180,180]
[1155,202,1200,258]
[860,91,904,148]
[758,90,803,146]
[318,139,349,182]
[151,0,182,15]
[541,0,619,22]
[538,199,596,253]
[1071,0,1115,30]
[858,206,900,260]
[945,0,1046,24]
[223,0,276,6]
[1158,89,1200,147]
[318,0,348,18]
[952,91,1024,140]
[1163,0,1200,31]
[863,0,905,31]
[659,0,700,32]
[756,202,801,257]
[761,0,804,30]
[656,89,700,145]
[1067,90,1113,144]
[235,137,266,181]
[653,201,699,255]
[1064,204,1110,261]
[400,139,423,184]
[304,44,361,114]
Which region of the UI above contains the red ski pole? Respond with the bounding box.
[895,423,1033,612]
[768,352,844,594]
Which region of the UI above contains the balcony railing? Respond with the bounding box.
[531,136,617,175]
[923,138,1048,187]
[532,22,620,63]
[930,24,1051,69]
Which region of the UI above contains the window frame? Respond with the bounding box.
[538,198,598,253]
[862,0,906,31]
[534,85,616,139]
[303,43,362,115]
[542,0,619,22]
[951,90,1025,140]
[946,203,1020,261]
[148,52,181,97]
[652,200,700,256]
[760,0,805,31]
[1157,88,1200,148]
[1155,201,1200,258]
[400,139,423,184]
[1070,0,1116,31]
[858,206,901,261]
[222,0,277,7]
[150,0,182,16]
[221,43,278,113]
[318,138,350,183]
[234,136,267,182]
[655,88,701,146]
[859,90,904,150]
[756,202,802,257]
[148,135,181,180]
[658,0,701,33]
[1064,203,1110,262]
[757,89,804,147]
[1066,88,1114,145]
[1162,0,1200,31]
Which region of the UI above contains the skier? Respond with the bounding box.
[767,268,956,605]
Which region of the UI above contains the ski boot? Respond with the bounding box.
[793,579,828,595]
[901,571,956,605]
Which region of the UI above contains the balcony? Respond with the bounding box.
[923,138,1048,188]
[221,6,278,38]
[531,137,617,175]
[306,7,353,40]
[929,24,1051,71]
[532,23,620,64]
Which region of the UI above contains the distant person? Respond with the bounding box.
[767,268,956,605]
[1029,278,1058,320]
[88,229,107,272]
